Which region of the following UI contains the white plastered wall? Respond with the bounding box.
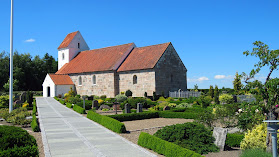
[42,74,56,97]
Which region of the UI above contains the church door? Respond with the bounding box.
[47,87,51,97]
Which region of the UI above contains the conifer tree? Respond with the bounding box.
[233,72,242,94]
[214,85,219,104]
[208,85,214,98]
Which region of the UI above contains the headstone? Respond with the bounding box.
[125,103,131,113]
[137,103,143,113]
[98,105,110,110]
[92,100,99,110]
[163,106,170,111]
[213,127,228,151]
[13,100,22,105]
[20,92,27,102]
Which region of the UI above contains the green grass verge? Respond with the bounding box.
[87,111,126,133]
[138,132,203,157]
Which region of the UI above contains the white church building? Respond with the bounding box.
[43,31,187,97]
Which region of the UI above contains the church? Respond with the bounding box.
[43,31,187,98]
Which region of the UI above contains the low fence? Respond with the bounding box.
[169,91,201,98]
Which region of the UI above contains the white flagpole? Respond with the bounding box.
[9,0,13,113]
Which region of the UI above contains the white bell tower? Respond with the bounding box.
[57,31,89,70]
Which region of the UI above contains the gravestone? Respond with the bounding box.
[213,127,228,151]
[20,92,27,102]
[125,103,131,113]
[92,100,99,110]
[13,100,22,107]
[163,106,170,111]
[137,103,143,113]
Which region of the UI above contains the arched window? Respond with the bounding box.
[133,75,137,84]
[62,53,65,60]
[170,74,173,82]
[78,76,82,86]
[78,43,80,49]
[92,75,96,85]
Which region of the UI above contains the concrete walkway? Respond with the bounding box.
[36,97,156,157]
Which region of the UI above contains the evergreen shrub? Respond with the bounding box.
[138,132,203,157]
[87,111,126,133]
[154,122,219,154]
[66,103,73,108]
[225,133,244,147]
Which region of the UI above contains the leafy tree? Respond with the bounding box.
[241,41,279,152]
[194,84,198,92]
[233,72,243,94]
[214,85,219,104]
[3,79,19,92]
[208,85,214,98]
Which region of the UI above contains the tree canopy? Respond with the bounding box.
[0,51,57,91]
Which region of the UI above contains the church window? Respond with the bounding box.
[78,76,82,86]
[78,43,80,49]
[133,75,137,84]
[62,53,65,60]
[92,75,96,85]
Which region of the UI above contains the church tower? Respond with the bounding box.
[57,31,89,70]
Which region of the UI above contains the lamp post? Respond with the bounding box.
[264,120,279,157]
[9,0,14,113]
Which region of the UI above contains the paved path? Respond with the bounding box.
[36,97,156,157]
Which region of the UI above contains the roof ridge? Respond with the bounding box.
[80,42,134,53]
[136,42,171,49]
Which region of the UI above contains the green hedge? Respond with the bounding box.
[31,100,40,132]
[0,126,38,157]
[158,111,198,119]
[108,112,159,122]
[170,108,187,112]
[87,111,126,133]
[138,132,203,157]
[66,103,73,108]
[225,133,244,147]
[0,145,38,157]
[73,105,85,114]
[59,99,65,105]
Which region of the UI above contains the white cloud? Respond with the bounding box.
[214,75,226,79]
[198,77,209,81]
[24,38,35,42]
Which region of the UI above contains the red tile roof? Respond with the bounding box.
[58,31,78,49]
[117,42,170,72]
[49,74,74,85]
[55,43,135,74]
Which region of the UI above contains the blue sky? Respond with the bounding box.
[0,0,278,89]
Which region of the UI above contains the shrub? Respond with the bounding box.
[31,114,40,132]
[32,100,37,115]
[176,103,192,108]
[66,103,73,108]
[170,108,186,112]
[22,102,29,108]
[100,95,107,99]
[76,101,92,110]
[26,91,33,107]
[144,92,148,97]
[0,125,38,157]
[154,122,219,154]
[59,99,65,105]
[73,105,85,114]
[138,132,203,157]
[0,95,9,108]
[5,108,31,126]
[199,95,212,108]
[159,111,198,119]
[115,94,127,102]
[68,97,81,104]
[102,108,109,111]
[98,99,104,105]
[195,109,215,128]
[219,94,234,104]
[87,111,126,133]
[158,96,166,101]
[0,108,9,119]
[240,148,272,157]
[225,133,244,147]
[125,97,147,108]
[108,112,159,122]
[125,90,133,97]
[240,123,268,150]
[168,103,176,108]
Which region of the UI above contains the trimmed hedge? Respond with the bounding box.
[59,99,65,105]
[108,112,159,122]
[73,105,85,114]
[170,108,187,112]
[87,111,126,133]
[0,125,38,157]
[138,132,203,157]
[225,133,244,147]
[31,115,40,132]
[66,103,73,108]
[158,111,198,119]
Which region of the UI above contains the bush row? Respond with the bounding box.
[225,133,244,147]
[31,99,40,132]
[73,105,85,114]
[158,111,199,119]
[87,111,126,133]
[66,103,73,108]
[108,112,159,122]
[138,132,203,157]
[0,125,38,156]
